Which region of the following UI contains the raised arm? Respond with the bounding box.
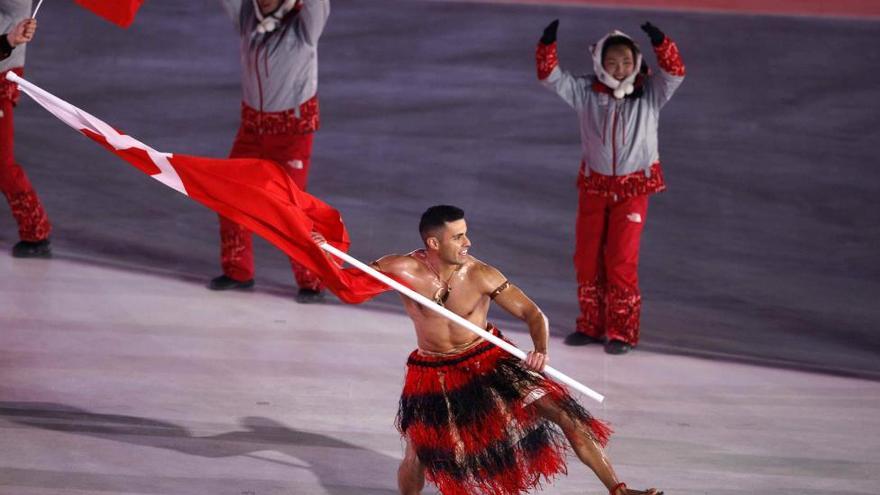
[480,264,549,372]
[641,22,686,108]
[1,18,36,61]
[536,19,587,109]
[218,0,243,30]
[295,0,330,46]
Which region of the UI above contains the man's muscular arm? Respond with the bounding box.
[480,264,549,372]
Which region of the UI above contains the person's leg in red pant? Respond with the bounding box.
[263,132,324,303]
[0,85,52,258]
[603,195,649,354]
[566,186,609,346]
[209,130,324,302]
[210,128,259,290]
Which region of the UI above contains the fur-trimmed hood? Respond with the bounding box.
[251,0,300,34]
[590,30,643,99]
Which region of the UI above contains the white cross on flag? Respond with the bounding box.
[7,72,388,303]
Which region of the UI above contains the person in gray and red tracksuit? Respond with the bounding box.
[1,1,51,258]
[536,20,685,354]
[212,0,329,303]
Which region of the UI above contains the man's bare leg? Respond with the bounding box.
[398,438,426,495]
[533,396,661,495]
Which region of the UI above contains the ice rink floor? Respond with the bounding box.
[3,257,879,494]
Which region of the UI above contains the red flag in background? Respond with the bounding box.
[8,72,391,303]
[75,0,144,28]
[164,153,391,303]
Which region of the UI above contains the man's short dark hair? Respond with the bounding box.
[419,205,465,241]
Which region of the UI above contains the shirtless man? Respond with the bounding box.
[318,205,661,495]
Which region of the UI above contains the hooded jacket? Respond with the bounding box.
[537,31,685,198]
[219,0,329,120]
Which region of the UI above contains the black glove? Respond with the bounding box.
[540,19,559,45]
[0,34,14,60]
[641,22,665,46]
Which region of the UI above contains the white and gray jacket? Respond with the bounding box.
[537,36,685,181]
[219,0,329,114]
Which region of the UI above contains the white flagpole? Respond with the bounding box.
[319,242,605,403]
[32,0,45,18]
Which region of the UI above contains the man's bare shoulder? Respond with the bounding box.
[373,252,420,275]
[466,257,507,292]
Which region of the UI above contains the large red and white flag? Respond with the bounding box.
[7,72,389,303]
[74,0,144,28]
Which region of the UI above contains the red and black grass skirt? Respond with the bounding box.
[396,326,612,495]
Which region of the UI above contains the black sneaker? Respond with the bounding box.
[604,339,632,355]
[208,275,255,291]
[12,239,52,258]
[564,331,604,346]
[295,288,325,304]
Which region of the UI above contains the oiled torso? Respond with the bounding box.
[392,250,492,353]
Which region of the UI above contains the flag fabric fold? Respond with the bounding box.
[75,0,145,28]
[8,72,389,303]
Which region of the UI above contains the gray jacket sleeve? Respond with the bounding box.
[646,69,684,109]
[1,1,29,32]
[1,10,14,30]
[1,1,29,67]
[218,0,242,32]
[645,39,685,109]
[541,65,588,110]
[294,0,329,46]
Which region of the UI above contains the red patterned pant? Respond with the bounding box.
[217,127,322,290]
[574,187,648,345]
[1,77,51,243]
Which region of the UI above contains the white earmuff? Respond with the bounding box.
[252,0,298,35]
